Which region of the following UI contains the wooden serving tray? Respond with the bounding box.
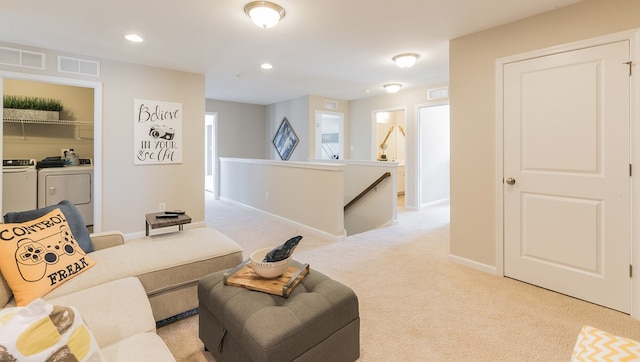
[223,260,310,297]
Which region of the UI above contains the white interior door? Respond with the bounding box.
[503,40,631,312]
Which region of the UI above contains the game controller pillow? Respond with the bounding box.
[4,200,95,253]
[0,208,96,306]
[0,298,104,361]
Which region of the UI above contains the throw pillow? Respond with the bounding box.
[4,200,94,253]
[0,298,104,361]
[0,208,96,306]
[572,325,640,361]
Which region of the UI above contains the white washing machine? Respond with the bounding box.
[2,159,37,214]
[38,159,93,226]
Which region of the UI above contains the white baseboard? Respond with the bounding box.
[448,254,498,275]
[421,197,450,209]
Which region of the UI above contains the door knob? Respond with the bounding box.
[505,177,516,185]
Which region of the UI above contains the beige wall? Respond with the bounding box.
[3,79,94,161]
[99,59,205,234]
[449,0,640,268]
[205,99,266,159]
[266,96,309,161]
[0,42,205,235]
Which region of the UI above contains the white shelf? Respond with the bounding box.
[3,118,92,126]
[3,118,94,140]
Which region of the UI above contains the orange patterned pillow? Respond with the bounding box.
[0,208,96,306]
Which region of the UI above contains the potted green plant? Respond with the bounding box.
[3,95,64,122]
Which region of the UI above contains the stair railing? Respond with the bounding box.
[344,172,391,211]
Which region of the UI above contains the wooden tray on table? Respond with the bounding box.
[223,260,310,297]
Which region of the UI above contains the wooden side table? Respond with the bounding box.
[145,212,192,236]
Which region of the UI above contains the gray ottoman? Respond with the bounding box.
[198,264,360,362]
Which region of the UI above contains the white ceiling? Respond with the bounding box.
[0,0,582,105]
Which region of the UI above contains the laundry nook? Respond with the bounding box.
[2,80,95,228]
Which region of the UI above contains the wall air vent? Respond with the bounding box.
[427,87,449,100]
[324,100,338,110]
[0,46,46,69]
[58,56,100,77]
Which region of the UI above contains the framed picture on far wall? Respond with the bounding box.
[273,117,299,160]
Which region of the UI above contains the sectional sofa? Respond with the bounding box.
[0,202,244,361]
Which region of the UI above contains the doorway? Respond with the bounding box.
[499,38,632,313]
[418,104,450,207]
[315,111,344,160]
[373,109,406,206]
[205,112,217,195]
[0,71,102,231]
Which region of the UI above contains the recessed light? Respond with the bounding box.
[125,34,144,43]
[261,63,273,70]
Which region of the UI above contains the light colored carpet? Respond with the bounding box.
[157,193,640,361]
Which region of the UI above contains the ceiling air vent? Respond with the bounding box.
[0,46,45,69]
[58,56,100,77]
[427,87,449,100]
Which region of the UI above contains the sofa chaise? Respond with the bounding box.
[0,201,244,360]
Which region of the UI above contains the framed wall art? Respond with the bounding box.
[133,99,182,165]
[272,117,299,160]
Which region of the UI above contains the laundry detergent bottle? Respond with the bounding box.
[66,148,79,166]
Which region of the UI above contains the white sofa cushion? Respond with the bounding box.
[42,227,243,302]
[101,332,175,362]
[46,277,155,349]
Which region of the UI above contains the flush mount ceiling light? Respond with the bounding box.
[383,83,402,93]
[124,34,144,43]
[244,1,286,28]
[261,63,273,70]
[392,53,420,68]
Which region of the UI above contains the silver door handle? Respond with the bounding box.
[506,177,516,185]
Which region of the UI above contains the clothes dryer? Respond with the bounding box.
[38,159,93,226]
[2,159,37,213]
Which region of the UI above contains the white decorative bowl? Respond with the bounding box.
[250,247,291,279]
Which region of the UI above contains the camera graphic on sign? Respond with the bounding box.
[149,125,175,140]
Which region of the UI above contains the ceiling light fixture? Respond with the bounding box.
[392,53,420,68]
[244,1,286,29]
[261,63,273,70]
[383,83,402,93]
[124,34,144,43]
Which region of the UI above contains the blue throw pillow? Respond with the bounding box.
[3,200,94,253]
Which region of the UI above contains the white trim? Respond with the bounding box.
[0,70,103,232]
[495,28,640,318]
[449,254,498,275]
[421,197,450,209]
[220,157,344,171]
[631,30,640,319]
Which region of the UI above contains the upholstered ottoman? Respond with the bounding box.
[198,265,360,362]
